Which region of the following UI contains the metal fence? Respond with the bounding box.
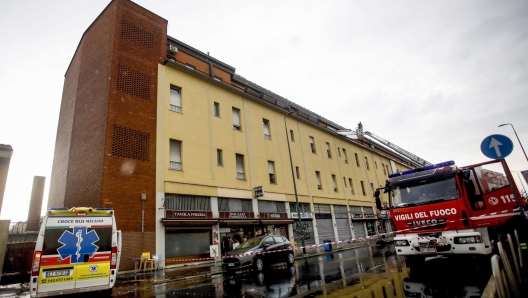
[2,221,40,275]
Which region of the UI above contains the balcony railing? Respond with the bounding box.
[170,161,182,170]
[170,104,182,113]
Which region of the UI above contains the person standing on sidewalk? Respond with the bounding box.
[232,231,242,249]
[222,233,231,257]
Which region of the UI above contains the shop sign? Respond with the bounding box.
[165,210,212,218]
[260,212,287,219]
[350,213,364,219]
[219,212,254,219]
[291,212,313,219]
[254,186,264,198]
[363,213,376,219]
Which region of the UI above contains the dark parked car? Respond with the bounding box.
[223,235,294,274]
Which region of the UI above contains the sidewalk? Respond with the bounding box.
[116,238,379,282]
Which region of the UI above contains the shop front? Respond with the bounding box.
[259,212,293,238]
[350,206,366,239]
[290,202,315,247]
[162,209,217,263]
[314,204,335,244]
[334,205,352,242]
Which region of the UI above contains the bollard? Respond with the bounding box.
[514,230,524,268]
[507,234,521,283]
[491,255,506,298]
[497,241,521,297]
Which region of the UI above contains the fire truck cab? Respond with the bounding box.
[389,159,527,260]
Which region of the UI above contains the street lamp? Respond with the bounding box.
[511,171,527,193]
[499,123,528,163]
[284,109,306,255]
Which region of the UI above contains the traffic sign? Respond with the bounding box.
[481,134,514,159]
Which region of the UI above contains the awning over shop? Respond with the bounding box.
[162,219,218,226]
[220,220,259,226]
[260,219,294,225]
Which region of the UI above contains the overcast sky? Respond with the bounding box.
[1,0,527,221]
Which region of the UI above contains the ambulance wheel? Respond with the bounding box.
[99,289,113,297]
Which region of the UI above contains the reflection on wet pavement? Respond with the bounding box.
[110,244,491,297]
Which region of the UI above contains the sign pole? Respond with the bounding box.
[501,159,524,214]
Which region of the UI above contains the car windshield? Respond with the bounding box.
[238,236,264,249]
[390,176,459,208]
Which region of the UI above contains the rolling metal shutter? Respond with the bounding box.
[336,218,352,241]
[316,219,335,242]
[352,222,366,239]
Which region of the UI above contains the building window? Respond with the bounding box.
[169,139,182,170]
[343,149,348,163]
[365,157,370,170]
[290,130,295,142]
[236,154,245,179]
[213,76,223,82]
[310,136,316,153]
[185,63,196,70]
[219,198,253,211]
[214,102,220,117]
[360,181,366,196]
[382,163,386,175]
[370,183,374,193]
[355,153,360,167]
[343,177,347,187]
[337,147,341,157]
[313,204,331,214]
[217,149,223,166]
[296,166,300,179]
[315,171,322,190]
[332,175,338,192]
[349,178,355,194]
[326,142,332,158]
[268,161,276,184]
[170,86,181,113]
[232,108,241,131]
[386,164,391,175]
[375,161,378,169]
[263,119,271,140]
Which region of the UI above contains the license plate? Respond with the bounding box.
[45,270,71,278]
[228,263,235,267]
[421,247,436,253]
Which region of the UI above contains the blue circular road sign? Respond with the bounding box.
[481,134,514,159]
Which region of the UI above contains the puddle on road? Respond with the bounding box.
[110,245,490,297]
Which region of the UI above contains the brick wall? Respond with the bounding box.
[49,0,167,270]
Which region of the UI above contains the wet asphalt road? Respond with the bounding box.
[108,244,491,298]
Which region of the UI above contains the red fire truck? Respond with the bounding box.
[388,159,528,262]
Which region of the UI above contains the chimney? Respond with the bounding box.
[26,176,45,231]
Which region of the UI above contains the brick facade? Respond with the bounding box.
[48,0,166,270]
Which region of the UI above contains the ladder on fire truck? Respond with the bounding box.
[353,122,432,167]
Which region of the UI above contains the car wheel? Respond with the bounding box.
[254,257,265,272]
[286,252,295,267]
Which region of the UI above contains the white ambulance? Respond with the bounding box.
[30,207,121,297]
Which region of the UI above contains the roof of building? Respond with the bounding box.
[166,36,429,168]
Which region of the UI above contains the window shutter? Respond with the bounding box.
[170,140,181,162]
[170,88,181,107]
[268,161,274,174]
[316,173,321,185]
[236,155,244,173]
[232,109,240,126]
[263,120,270,135]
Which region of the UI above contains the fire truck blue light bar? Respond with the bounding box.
[388,160,455,178]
